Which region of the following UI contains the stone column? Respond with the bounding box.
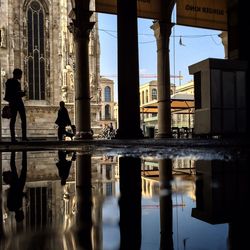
[70,3,94,139]
[115,0,143,139]
[151,21,173,138]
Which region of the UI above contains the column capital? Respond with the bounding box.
[150,21,174,40]
[68,21,95,40]
[68,8,95,39]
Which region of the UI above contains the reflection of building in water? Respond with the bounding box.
[93,155,119,196]
[141,158,196,200]
[62,182,76,231]
[192,159,250,249]
[192,159,249,223]
[2,151,76,233]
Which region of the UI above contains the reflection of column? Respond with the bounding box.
[119,157,141,249]
[194,159,250,250]
[228,220,248,250]
[151,21,173,138]
[70,2,95,139]
[159,159,173,250]
[75,153,93,249]
[0,152,4,240]
[116,0,143,139]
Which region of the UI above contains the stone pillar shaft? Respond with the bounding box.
[74,31,92,138]
[152,21,172,138]
[116,0,143,139]
[71,8,94,139]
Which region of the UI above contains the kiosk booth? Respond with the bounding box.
[189,58,248,137]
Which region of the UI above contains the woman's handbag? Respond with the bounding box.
[2,105,11,119]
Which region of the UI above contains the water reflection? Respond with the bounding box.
[56,150,76,186]
[0,150,249,249]
[119,157,141,250]
[159,159,173,250]
[193,159,250,250]
[75,153,93,250]
[3,151,27,224]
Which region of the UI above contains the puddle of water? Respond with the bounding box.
[0,149,249,250]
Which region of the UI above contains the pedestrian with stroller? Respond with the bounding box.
[55,101,74,140]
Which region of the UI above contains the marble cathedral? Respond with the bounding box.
[0,0,101,138]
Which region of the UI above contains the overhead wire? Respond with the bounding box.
[99,28,222,45]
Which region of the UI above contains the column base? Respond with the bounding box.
[155,132,173,139]
[115,128,144,139]
[74,130,93,140]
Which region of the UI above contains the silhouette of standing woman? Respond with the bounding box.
[2,151,27,222]
[4,68,28,142]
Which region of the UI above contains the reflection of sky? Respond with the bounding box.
[142,197,160,250]
[101,176,229,250]
[173,197,228,250]
[140,193,228,250]
[102,197,120,250]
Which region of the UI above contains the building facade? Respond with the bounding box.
[0,0,102,139]
[172,81,194,129]
[139,80,194,137]
[98,77,116,133]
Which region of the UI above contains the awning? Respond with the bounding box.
[140,94,195,114]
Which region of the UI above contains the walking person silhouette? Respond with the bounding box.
[4,68,28,142]
[2,151,27,222]
[55,101,75,140]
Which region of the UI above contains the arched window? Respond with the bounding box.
[105,104,111,119]
[152,88,157,100]
[142,91,145,104]
[104,86,111,102]
[27,0,45,100]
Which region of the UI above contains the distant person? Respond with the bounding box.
[108,122,115,139]
[4,68,28,142]
[56,150,76,185]
[109,122,114,132]
[55,101,75,140]
[2,151,27,222]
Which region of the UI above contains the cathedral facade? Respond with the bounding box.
[0,0,101,138]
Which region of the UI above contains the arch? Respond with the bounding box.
[105,104,111,120]
[142,91,145,104]
[104,86,111,102]
[152,88,157,100]
[23,0,49,14]
[146,89,149,103]
[25,0,47,100]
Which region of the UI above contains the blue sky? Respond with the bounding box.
[98,13,224,100]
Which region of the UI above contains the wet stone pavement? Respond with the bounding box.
[0,138,249,249]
